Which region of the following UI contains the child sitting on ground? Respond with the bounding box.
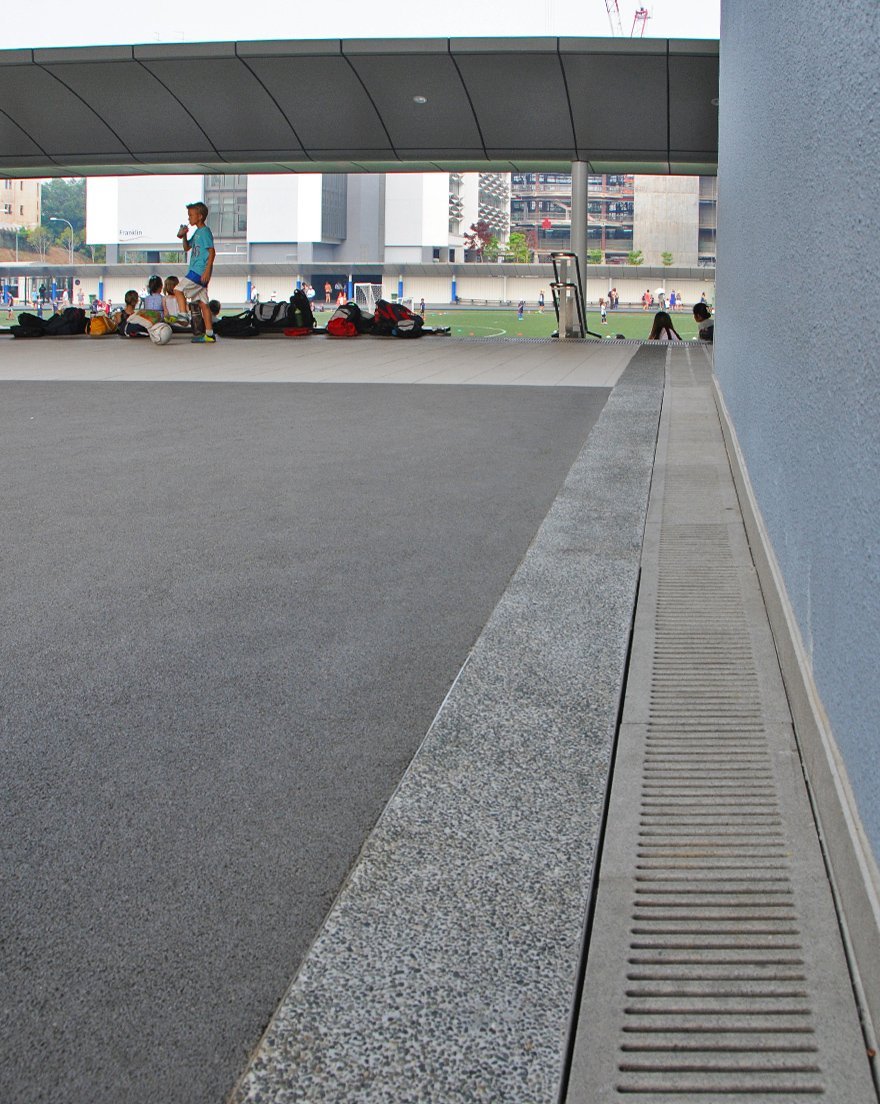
[163,276,189,323]
[115,289,164,337]
[142,276,164,311]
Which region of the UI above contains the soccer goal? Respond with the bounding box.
[354,283,383,312]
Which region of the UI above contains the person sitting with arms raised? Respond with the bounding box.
[692,301,714,342]
[647,310,682,341]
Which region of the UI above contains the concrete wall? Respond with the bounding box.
[716,2,880,860]
[633,176,699,266]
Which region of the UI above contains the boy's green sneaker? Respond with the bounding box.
[191,333,215,343]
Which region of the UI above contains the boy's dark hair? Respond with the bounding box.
[147,275,162,294]
[693,302,712,320]
[187,202,209,220]
[124,289,139,307]
[208,300,221,315]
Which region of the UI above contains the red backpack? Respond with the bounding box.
[327,302,373,337]
[373,299,424,338]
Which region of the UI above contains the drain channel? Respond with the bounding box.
[565,349,876,1103]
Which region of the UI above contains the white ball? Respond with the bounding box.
[149,322,173,345]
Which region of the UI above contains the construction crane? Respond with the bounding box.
[605,2,651,38]
[631,6,651,36]
[604,0,624,37]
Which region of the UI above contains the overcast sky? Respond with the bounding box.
[5,0,720,49]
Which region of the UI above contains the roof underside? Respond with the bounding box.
[0,37,718,179]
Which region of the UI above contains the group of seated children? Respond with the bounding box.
[113,276,221,338]
[647,302,714,343]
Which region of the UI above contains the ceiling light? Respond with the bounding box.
[413,95,428,104]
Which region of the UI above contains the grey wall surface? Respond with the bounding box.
[715,2,880,854]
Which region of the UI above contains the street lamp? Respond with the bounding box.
[49,217,74,265]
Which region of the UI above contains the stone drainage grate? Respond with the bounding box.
[566,347,875,1104]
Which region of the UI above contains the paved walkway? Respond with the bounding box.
[0,332,635,387]
[1,338,874,1103]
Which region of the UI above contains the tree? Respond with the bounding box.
[627,249,644,266]
[464,219,493,259]
[661,251,674,266]
[505,232,530,263]
[41,178,86,233]
[588,248,604,264]
[483,235,500,262]
[25,225,52,261]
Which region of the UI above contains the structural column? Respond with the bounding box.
[571,160,588,307]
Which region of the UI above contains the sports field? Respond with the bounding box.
[1,305,705,341]
[425,307,703,341]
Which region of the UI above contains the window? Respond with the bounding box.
[2,203,11,214]
[20,205,24,215]
[449,249,455,262]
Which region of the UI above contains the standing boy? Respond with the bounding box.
[177,201,216,343]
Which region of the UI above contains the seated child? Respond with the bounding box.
[163,276,189,323]
[142,276,164,311]
[208,299,222,324]
[116,289,163,337]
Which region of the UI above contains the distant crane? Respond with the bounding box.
[631,6,651,36]
[605,2,651,38]
[604,0,624,37]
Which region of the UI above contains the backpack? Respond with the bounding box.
[89,314,118,336]
[11,308,88,338]
[373,299,424,338]
[289,289,316,330]
[45,307,88,336]
[252,301,290,330]
[214,310,259,338]
[10,312,47,338]
[327,302,372,337]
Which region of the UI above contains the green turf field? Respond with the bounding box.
[2,304,705,341]
[425,307,702,341]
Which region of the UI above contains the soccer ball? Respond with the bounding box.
[149,322,173,345]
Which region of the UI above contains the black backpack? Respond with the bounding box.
[214,310,259,338]
[373,299,423,338]
[289,289,316,330]
[10,312,47,338]
[45,307,88,335]
[251,292,316,333]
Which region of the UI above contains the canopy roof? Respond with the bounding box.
[0,37,718,178]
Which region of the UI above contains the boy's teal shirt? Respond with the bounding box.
[188,225,214,278]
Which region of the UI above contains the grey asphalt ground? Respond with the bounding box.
[0,381,609,1104]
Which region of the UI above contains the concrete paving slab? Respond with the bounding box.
[0,333,638,386]
[232,348,666,1103]
[0,380,611,1104]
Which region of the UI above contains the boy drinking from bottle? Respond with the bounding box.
[177,202,215,343]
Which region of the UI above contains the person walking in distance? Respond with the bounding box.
[538,289,545,313]
[177,201,216,343]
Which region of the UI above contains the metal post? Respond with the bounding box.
[571,160,588,311]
